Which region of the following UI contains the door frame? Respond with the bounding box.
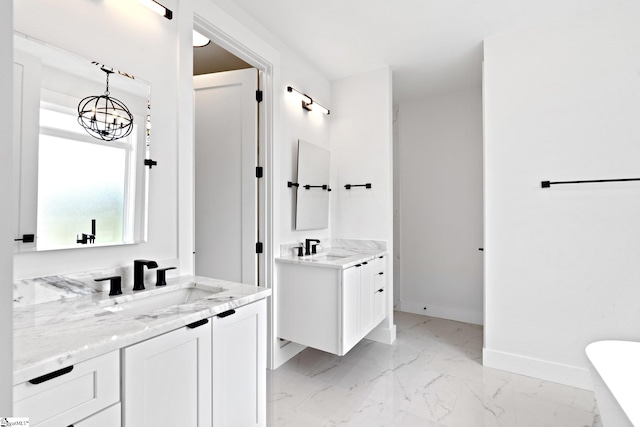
[190,14,277,368]
[192,17,271,290]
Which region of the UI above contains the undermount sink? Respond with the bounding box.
[302,253,350,262]
[100,285,224,317]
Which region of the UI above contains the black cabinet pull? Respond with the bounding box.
[378,272,384,275]
[355,264,362,268]
[377,288,384,293]
[217,309,236,318]
[186,318,209,329]
[29,365,74,384]
[362,262,368,265]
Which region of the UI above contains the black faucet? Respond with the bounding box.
[133,259,158,291]
[304,239,321,256]
[95,276,122,296]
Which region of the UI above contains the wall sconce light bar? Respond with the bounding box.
[287,86,330,115]
[139,0,173,20]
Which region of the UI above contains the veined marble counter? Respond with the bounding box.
[586,341,640,426]
[14,275,271,385]
[276,246,387,269]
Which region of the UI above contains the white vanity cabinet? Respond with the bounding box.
[121,299,267,427]
[278,255,387,356]
[211,300,267,427]
[13,351,120,427]
[122,319,212,427]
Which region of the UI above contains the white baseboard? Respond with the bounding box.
[400,300,483,325]
[483,347,594,390]
[365,323,397,345]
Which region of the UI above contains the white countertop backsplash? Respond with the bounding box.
[13,275,270,385]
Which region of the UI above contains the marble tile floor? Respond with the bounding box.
[267,311,601,427]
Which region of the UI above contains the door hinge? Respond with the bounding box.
[256,166,263,178]
[256,242,263,254]
[256,90,263,103]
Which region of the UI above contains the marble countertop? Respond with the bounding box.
[275,247,386,269]
[586,340,640,425]
[13,275,271,385]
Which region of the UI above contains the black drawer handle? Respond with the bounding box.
[377,288,384,293]
[362,262,368,265]
[378,272,384,275]
[29,365,74,384]
[217,309,236,318]
[186,318,209,329]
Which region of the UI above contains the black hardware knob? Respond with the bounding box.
[95,276,122,296]
[156,267,177,287]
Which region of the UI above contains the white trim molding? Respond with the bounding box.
[483,347,594,390]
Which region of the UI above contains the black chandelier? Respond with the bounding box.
[77,68,134,141]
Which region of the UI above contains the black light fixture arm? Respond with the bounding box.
[286,86,330,115]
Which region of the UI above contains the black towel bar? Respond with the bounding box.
[344,183,372,190]
[541,178,640,188]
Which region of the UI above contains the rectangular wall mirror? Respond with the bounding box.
[295,140,330,230]
[13,32,151,252]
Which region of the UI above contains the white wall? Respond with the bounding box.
[484,0,640,389]
[1,0,13,414]
[13,0,180,279]
[397,89,483,324]
[331,67,396,343]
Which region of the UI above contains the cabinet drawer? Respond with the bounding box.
[74,403,121,427]
[14,351,120,427]
[373,287,386,324]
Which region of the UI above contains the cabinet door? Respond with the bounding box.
[122,322,212,427]
[342,265,361,355]
[359,261,376,335]
[211,299,266,427]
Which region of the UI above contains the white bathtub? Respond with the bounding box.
[586,341,640,426]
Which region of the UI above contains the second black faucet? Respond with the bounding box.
[304,239,321,256]
[133,259,158,291]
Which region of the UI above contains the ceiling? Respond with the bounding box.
[223,0,618,102]
[193,42,252,75]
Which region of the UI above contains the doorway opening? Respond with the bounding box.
[192,21,268,288]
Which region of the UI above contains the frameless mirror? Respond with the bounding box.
[13,32,150,251]
[294,140,330,230]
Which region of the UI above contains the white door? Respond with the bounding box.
[194,68,258,285]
